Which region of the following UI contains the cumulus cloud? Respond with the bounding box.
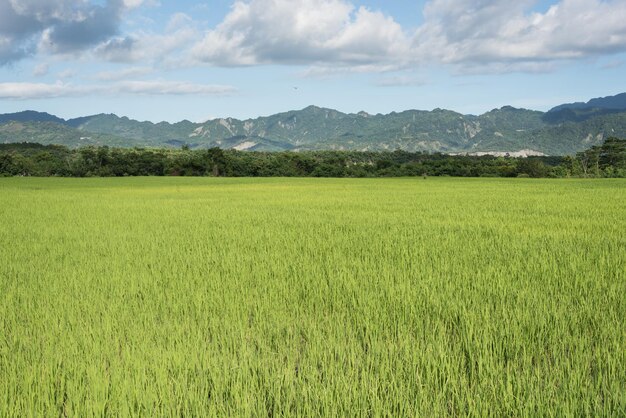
[96,13,198,66]
[0,0,128,64]
[0,80,236,99]
[38,2,122,55]
[191,0,626,73]
[3,0,626,75]
[95,37,137,62]
[192,0,409,68]
[0,35,28,65]
[414,0,626,69]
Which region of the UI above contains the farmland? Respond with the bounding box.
[0,177,625,416]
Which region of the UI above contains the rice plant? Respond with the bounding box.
[0,177,624,416]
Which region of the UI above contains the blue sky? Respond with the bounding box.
[0,0,625,122]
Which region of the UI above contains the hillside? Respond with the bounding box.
[549,93,626,112]
[0,121,140,148]
[2,93,626,155]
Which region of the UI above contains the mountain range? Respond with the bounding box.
[2,93,626,155]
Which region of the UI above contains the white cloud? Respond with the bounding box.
[123,0,144,9]
[3,0,626,76]
[114,80,235,95]
[96,13,199,66]
[192,0,409,68]
[8,0,86,21]
[124,0,160,9]
[94,66,154,81]
[414,0,626,67]
[166,12,193,32]
[0,80,236,99]
[0,82,84,99]
[32,62,49,76]
[191,0,626,74]
[298,63,401,79]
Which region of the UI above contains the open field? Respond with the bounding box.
[0,177,625,416]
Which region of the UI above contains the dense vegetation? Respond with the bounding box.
[1,137,625,178]
[1,177,624,415]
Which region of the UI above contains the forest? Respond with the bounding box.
[1,137,624,178]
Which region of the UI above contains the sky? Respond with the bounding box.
[0,0,625,123]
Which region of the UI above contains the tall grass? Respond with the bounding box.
[0,177,624,416]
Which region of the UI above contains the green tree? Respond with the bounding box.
[598,137,626,169]
[206,147,227,176]
[516,158,548,178]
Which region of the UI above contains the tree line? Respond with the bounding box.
[1,137,624,178]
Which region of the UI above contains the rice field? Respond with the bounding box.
[0,177,625,416]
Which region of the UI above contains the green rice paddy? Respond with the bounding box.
[0,177,625,416]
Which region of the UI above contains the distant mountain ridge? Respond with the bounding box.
[0,111,66,125]
[543,93,626,125]
[549,93,626,112]
[1,93,626,155]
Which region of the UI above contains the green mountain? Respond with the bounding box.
[0,121,138,148]
[2,93,626,155]
[69,114,197,145]
[61,106,558,153]
[0,111,66,125]
[544,93,626,125]
[549,93,626,112]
